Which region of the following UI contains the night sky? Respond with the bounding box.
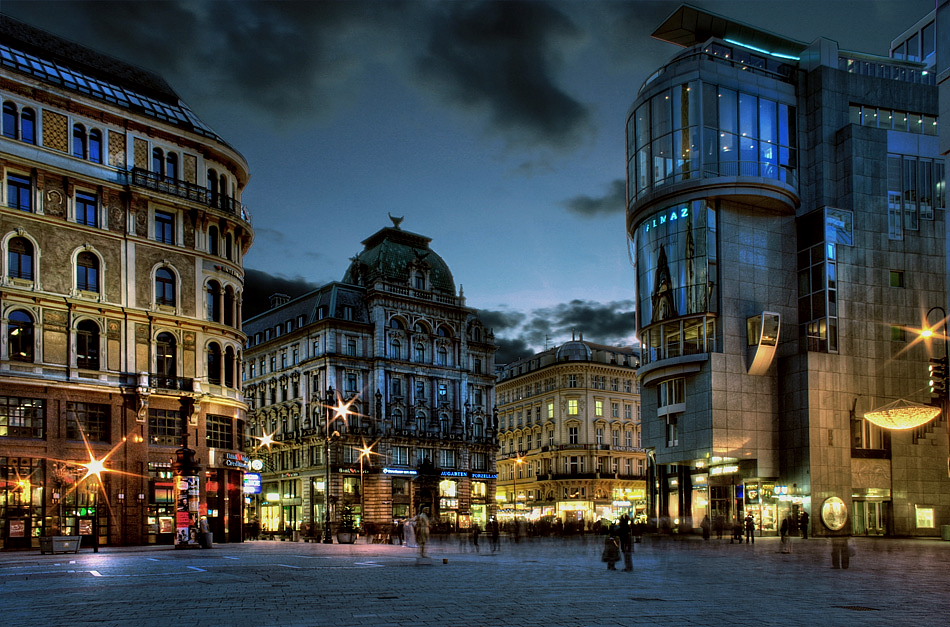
[2,0,934,362]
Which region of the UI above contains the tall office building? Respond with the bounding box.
[495,340,644,529]
[627,5,947,537]
[0,16,252,548]
[242,219,497,538]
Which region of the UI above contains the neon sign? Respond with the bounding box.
[641,205,689,235]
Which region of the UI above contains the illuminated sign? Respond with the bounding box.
[641,205,689,236]
[383,468,417,476]
[250,459,264,471]
[710,465,740,476]
[471,473,497,479]
[612,500,632,507]
[243,473,262,494]
[440,471,467,477]
[224,452,249,469]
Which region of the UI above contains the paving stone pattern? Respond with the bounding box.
[0,535,947,626]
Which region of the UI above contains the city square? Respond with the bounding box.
[2,535,949,626]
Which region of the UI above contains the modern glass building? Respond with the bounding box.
[627,5,947,537]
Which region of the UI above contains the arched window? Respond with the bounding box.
[414,322,427,334]
[72,123,87,159]
[440,413,450,433]
[76,319,100,370]
[393,408,404,430]
[208,342,222,385]
[156,332,176,377]
[76,251,99,292]
[219,173,227,209]
[390,338,402,359]
[166,152,178,181]
[20,108,35,144]
[437,325,451,337]
[224,346,235,388]
[88,129,102,164]
[390,318,404,330]
[414,342,425,362]
[8,237,34,280]
[2,101,17,139]
[152,148,164,176]
[207,168,218,205]
[207,280,221,322]
[224,286,235,326]
[208,226,219,256]
[8,309,34,362]
[436,346,448,366]
[155,267,176,306]
[472,327,482,342]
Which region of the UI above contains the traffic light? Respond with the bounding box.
[928,356,947,399]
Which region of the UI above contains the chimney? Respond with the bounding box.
[268,293,290,309]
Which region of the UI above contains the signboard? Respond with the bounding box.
[243,472,263,494]
[8,519,25,537]
[78,519,93,535]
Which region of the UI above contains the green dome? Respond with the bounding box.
[342,221,456,294]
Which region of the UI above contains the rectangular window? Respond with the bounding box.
[440,448,456,468]
[149,408,181,446]
[392,446,409,465]
[569,426,578,444]
[568,374,578,388]
[595,400,603,416]
[76,191,98,226]
[66,402,109,442]
[568,399,579,415]
[611,402,620,418]
[548,429,555,447]
[6,173,32,211]
[0,396,44,438]
[889,270,904,287]
[206,414,233,449]
[155,210,175,244]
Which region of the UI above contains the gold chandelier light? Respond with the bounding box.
[863,398,941,430]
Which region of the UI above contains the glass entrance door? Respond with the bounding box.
[853,500,885,535]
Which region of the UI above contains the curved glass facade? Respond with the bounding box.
[627,80,796,202]
[633,201,718,364]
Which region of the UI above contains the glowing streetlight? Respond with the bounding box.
[513,453,524,521]
[321,387,358,543]
[356,441,376,529]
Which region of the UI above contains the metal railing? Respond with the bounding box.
[129,168,251,222]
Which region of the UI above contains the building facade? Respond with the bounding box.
[627,5,948,537]
[0,16,252,548]
[242,219,497,538]
[495,340,644,530]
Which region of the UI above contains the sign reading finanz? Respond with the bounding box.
[640,205,690,236]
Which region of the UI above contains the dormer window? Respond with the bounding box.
[413,271,425,290]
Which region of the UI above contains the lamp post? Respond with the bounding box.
[357,443,374,529]
[922,306,949,406]
[323,386,335,544]
[512,453,524,522]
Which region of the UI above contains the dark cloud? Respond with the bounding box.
[4,0,593,147]
[414,0,591,149]
[489,299,637,365]
[242,268,319,319]
[563,179,626,217]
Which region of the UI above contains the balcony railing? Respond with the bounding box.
[129,168,251,222]
[149,374,194,391]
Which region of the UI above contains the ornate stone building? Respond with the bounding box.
[242,219,497,538]
[0,16,252,548]
[495,340,644,528]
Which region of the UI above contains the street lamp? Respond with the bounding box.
[512,453,524,522]
[356,442,375,529]
[322,387,358,543]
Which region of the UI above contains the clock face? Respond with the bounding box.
[821,496,848,531]
[250,459,264,471]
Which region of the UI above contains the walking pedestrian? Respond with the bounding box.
[700,515,711,540]
[714,515,724,540]
[744,513,755,544]
[618,514,633,572]
[489,516,500,552]
[831,536,852,569]
[779,516,791,553]
[471,522,481,552]
[800,511,810,540]
[602,534,621,570]
[731,519,743,544]
[414,507,430,558]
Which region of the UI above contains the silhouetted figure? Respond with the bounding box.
[800,511,810,539]
[744,514,755,544]
[831,536,851,569]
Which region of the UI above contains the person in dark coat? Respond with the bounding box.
[800,511,810,539]
[744,514,755,544]
[617,514,633,572]
[779,516,791,553]
[602,534,621,570]
[700,515,711,540]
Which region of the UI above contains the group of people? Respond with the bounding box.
[601,514,635,572]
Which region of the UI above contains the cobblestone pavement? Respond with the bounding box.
[1,535,947,626]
